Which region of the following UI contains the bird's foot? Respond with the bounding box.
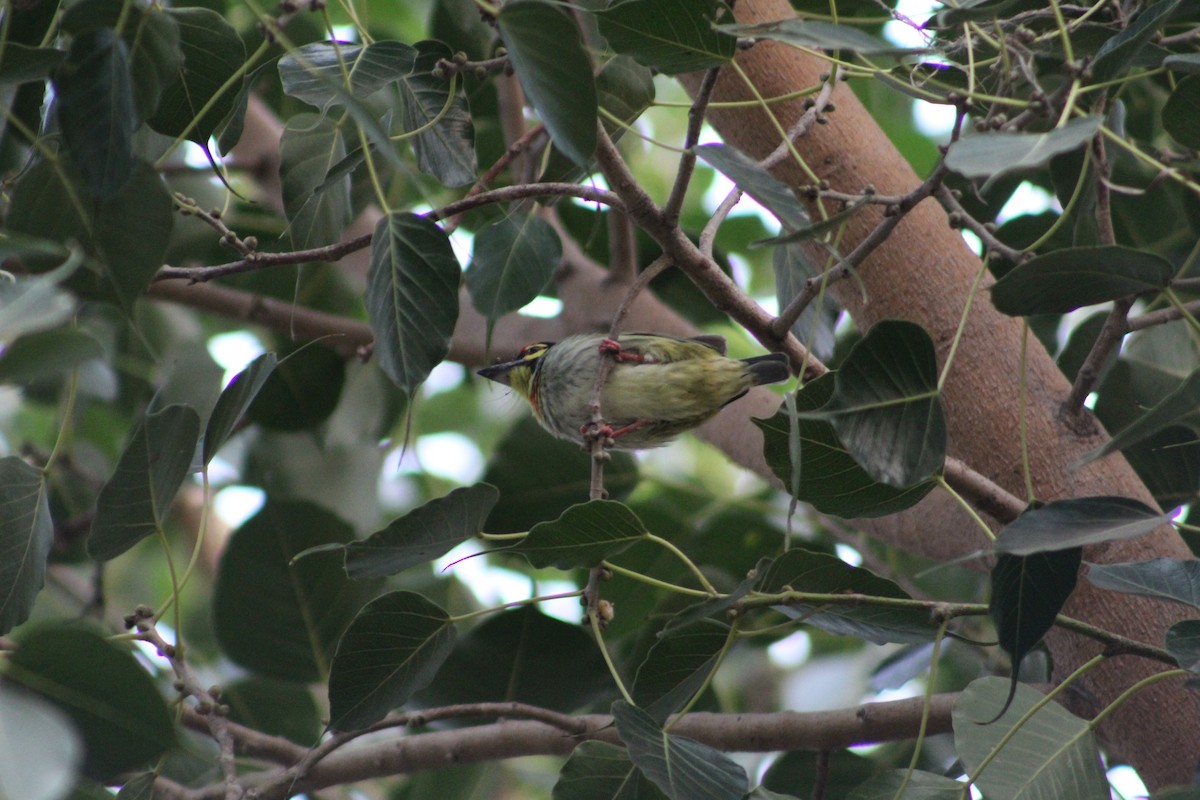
[598,338,648,364]
[581,421,616,450]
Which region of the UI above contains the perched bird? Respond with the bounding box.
[477,333,791,449]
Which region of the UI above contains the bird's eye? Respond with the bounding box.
[519,343,548,358]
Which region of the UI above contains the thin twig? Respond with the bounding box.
[663,66,722,226]
[699,186,743,259]
[1128,299,1200,331]
[760,69,840,170]
[935,184,1024,265]
[442,123,548,232]
[1062,297,1132,419]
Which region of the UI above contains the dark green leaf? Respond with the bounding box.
[717,19,930,57]
[611,701,747,800]
[1087,368,1200,464]
[1091,0,1182,85]
[1164,54,1200,74]
[758,199,869,246]
[632,622,730,724]
[0,328,103,385]
[1164,75,1200,149]
[87,405,200,561]
[814,320,945,488]
[596,0,737,74]
[148,7,245,144]
[279,113,353,250]
[991,245,1173,316]
[953,677,1107,800]
[223,678,322,745]
[1087,558,1200,609]
[756,548,937,644]
[0,683,82,800]
[498,1,597,166]
[757,375,935,517]
[60,0,182,121]
[213,501,380,681]
[365,212,461,395]
[1122,425,1200,508]
[932,0,1026,26]
[553,741,669,800]
[694,144,809,230]
[988,549,1081,719]
[766,750,883,800]
[395,40,477,187]
[483,415,639,534]
[344,483,499,578]
[945,117,1101,182]
[466,214,562,344]
[417,605,612,712]
[993,496,1169,556]
[278,40,416,108]
[93,160,175,309]
[772,244,835,359]
[115,773,155,800]
[204,353,278,464]
[5,161,90,261]
[0,44,65,85]
[54,29,137,199]
[509,499,646,569]
[1167,620,1200,673]
[0,458,53,635]
[7,626,174,780]
[328,590,456,731]
[246,344,345,431]
[846,771,963,800]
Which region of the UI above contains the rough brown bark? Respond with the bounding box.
[683,0,1200,786]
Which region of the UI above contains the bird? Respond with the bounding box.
[477,333,791,449]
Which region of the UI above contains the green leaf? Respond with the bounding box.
[395,40,478,187]
[498,1,597,166]
[1086,558,1200,609]
[483,416,639,534]
[596,0,737,74]
[1123,425,1200,509]
[279,113,353,250]
[509,499,646,569]
[148,7,245,144]
[772,244,835,358]
[611,701,748,800]
[203,352,278,464]
[553,741,669,800]
[988,548,1081,720]
[343,483,499,578]
[222,678,322,746]
[945,117,1102,182]
[717,19,930,57]
[1091,0,1182,85]
[1087,367,1200,464]
[0,44,65,85]
[1166,619,1200,673]
[115,773,155,800]
[1164,75,1200,149]
[60,0,182,121]
[87,405,201,561]
[1164,54,1200,74]
[932,0,1025,26]
[757,375,935,518]
[694,144,809,230]
[813,320,945,488]
[5,161,90,260]
[0,256,77,343]
[993,497,1169,556]
[417,606,612,712]
[466,214,562,344]
[766,750,881,799]
[328,590,457,731]
[991,245,1174,316]
[6,626,174,780]
[632,622,730,724]
[278,40,416,109]
[53,29,138,199]
[846,770,963,799]
[953,677,1108,800]
[0,458,53,635]
[365,212,461,395]
[246,344,345,431]
[755,548,937,644]
[0,328,103,385]
[0,683,82,800]
[93,160,175,309]
[213,501,380,682]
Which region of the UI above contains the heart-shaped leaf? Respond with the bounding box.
[0,457,53,635]
[993,496,1168,556]
[508,499,647,569]
[991,245,1174,316]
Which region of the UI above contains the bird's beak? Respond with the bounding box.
[477,359,520,386]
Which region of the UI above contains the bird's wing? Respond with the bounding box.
[622,333,728,359]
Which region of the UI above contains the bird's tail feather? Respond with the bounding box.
[742,353,791,385]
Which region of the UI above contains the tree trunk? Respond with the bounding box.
[680,0,1200,787]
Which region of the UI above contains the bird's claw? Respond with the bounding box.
[598,338,647,364]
